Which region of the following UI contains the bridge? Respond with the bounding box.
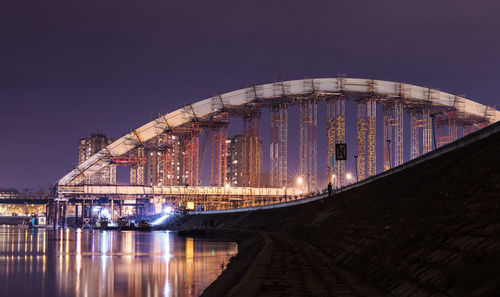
[48,77,499,227]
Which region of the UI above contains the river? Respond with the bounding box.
[0,226,237,297]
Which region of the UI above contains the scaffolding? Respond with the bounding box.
[326,96,345,187]
[182,122,200,186]
[129,146,145,185]
[356,101,367,181]
[394,101,404,167]
[243,112,262,187]
[270,103,287,188]
[366,99,376,177]
[208,113,229,187]
[435,110,458,147]
[422,107,433,154]
[409,110,421,160]
[383,104,394,171]
[299,98,317,190]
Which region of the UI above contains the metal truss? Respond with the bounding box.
[326,98,336,185]
[129,146,145,185]
[356,101,367,181]
[394,101,404,167]
[409,110,421,160]
[299,98,317,190]
[243,112,262,187]
[383,104,394,171]
[326,96,346,187]
[422,107,433,154]
[435,110,458,147]
[270,103,287,188]
[366,99,376,177]
[182,122,200,186]
[209,113,228,187]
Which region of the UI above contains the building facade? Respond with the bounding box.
[78,132,116,184]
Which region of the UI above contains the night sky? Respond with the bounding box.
[1,0,499,189]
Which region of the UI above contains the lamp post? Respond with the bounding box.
[297,177,304,197]
[346,173,353,184]
[386,139,392,170]
[354,155,358,182]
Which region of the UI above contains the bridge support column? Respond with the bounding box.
[422,107,433,154]
[75,204,79,223]
[90,199,94,226]
[53,201,59,229]
[243,112,262,187]
[110,198,114,222]
[326,96,346,187]
[210,113,228,187]
[299,98,317,191]
[130,146,145,185]
[366,99,377,177]
[62,201,67,228]
[383,104,394,171]
[270,103,287,188]
[182,122,200,187]
[394,101,404,167]
[356,101,367,181]
[410,110,421,160]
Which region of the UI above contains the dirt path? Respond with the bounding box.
[226,232,388,297]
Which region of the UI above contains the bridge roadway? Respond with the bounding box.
[56,185,305,209]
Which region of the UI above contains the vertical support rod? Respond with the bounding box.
[394,102,404,167]
[410,110,420,160]
[63,201,67,228]
[335,96,345,187]
[270,104,287,187]
[356,101,367,181]
[366,99,377,176]
[299,99,317,191]
[326,98,336,185]
[383,104,393,171]
[422,107,433,154]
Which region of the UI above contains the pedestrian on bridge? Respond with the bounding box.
[327,182,333,198]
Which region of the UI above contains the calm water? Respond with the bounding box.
[0,226,237,297]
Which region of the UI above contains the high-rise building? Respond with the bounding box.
[226,134,262,187]
[78,132,116,184]
[147,133,183,186]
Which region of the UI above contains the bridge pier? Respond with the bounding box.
[62,201,67,228]
[90,199,94,226]
[53,201,59,228]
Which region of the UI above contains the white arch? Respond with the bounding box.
[58,78,500,186]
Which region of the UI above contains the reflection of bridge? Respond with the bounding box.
[51,78,499,226]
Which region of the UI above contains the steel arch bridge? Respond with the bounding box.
[55,78,499,210]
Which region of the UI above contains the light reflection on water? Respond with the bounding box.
[0,225,237,297]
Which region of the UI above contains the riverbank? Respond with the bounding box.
[0,216,27,225]
[174,127,500,297]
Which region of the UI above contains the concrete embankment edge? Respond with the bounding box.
[175,124,500,296]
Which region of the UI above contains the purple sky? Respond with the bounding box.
[1,0,499,189]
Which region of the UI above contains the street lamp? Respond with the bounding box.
[297,176,303,186]
[346,173,353,182]
[354,155,358,182]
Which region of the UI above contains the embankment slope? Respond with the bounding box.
[178,127,500,297]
